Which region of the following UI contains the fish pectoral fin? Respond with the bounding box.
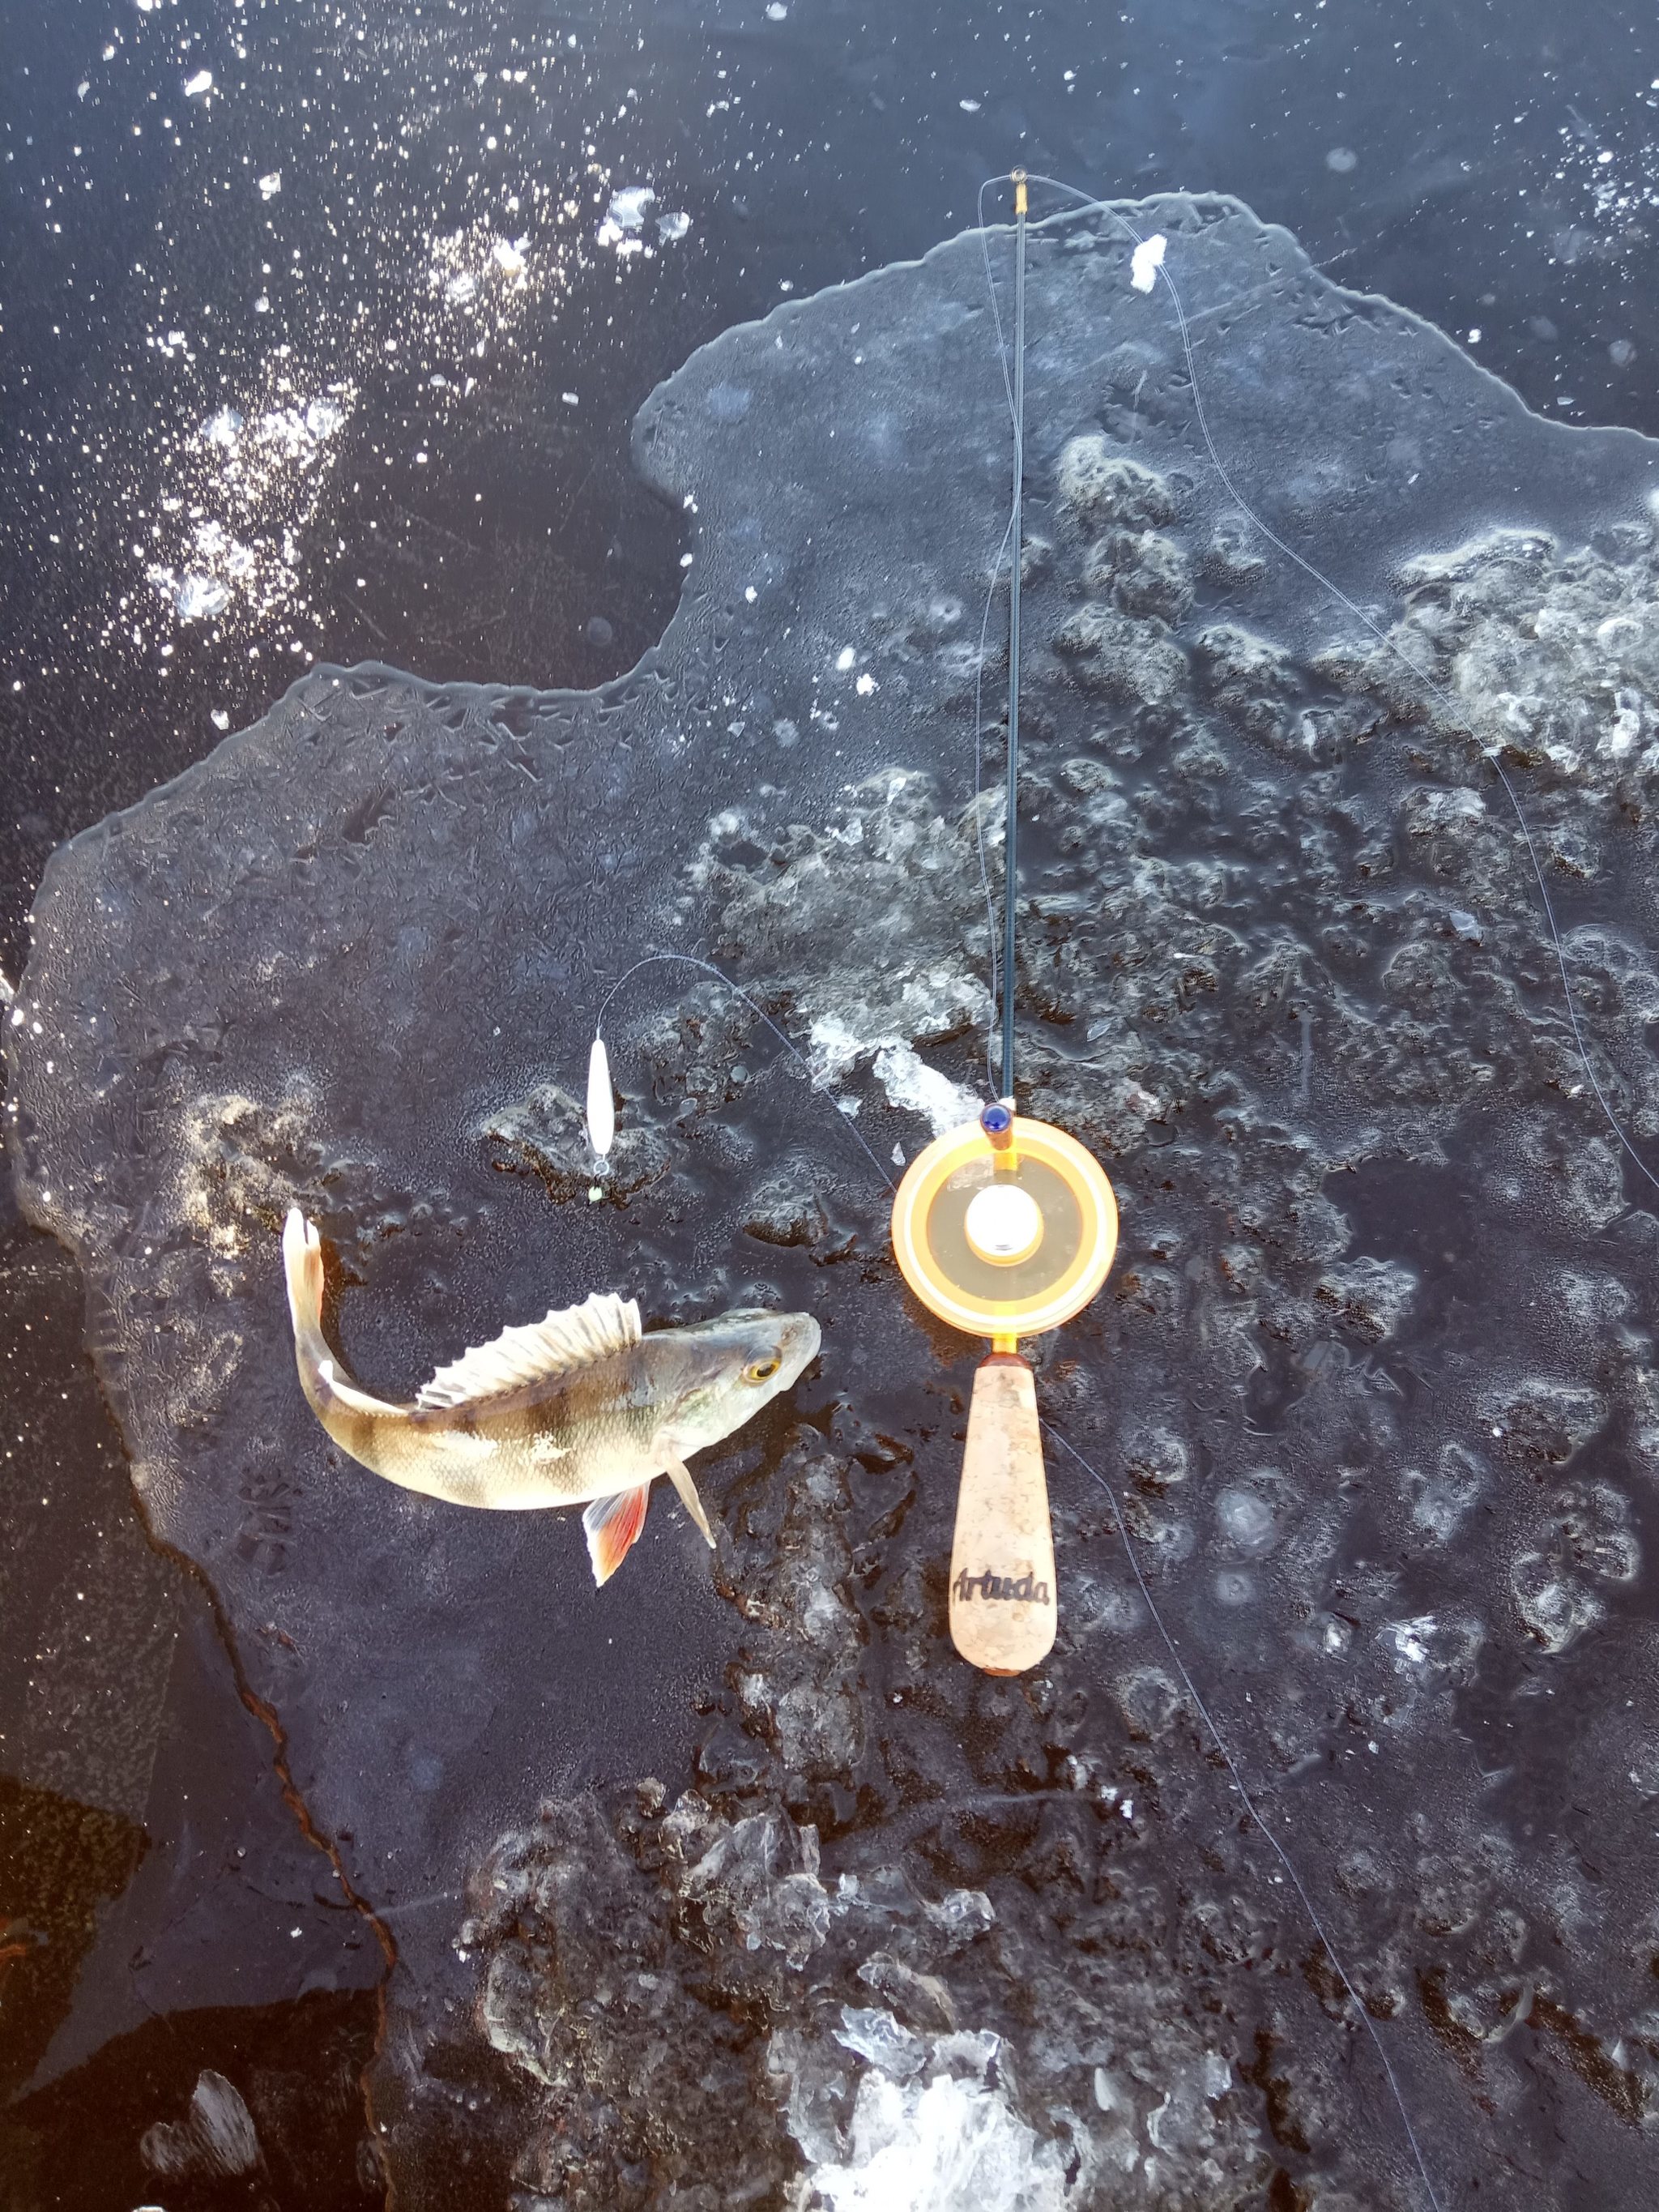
[582,1484,652,1586]
[664,1457,717,1551]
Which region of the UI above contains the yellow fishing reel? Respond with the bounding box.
[891,1103,1118,1675]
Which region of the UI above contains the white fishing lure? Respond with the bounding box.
[585,1035,615,1159]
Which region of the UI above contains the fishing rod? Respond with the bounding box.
[886,169,1121,1678]
[1000,168,1027,1105]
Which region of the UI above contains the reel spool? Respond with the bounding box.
[891,1103,1118,1675]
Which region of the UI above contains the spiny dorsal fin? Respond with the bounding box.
[415,1292,642,1411]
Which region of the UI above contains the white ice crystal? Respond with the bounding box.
[1130,234,1166,292]
[807,2070,1074,2212]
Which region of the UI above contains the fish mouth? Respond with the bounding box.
[775,1312,822,1386]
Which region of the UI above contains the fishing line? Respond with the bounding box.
[1047,1422,1448,2212]
[591,950,898,1194]
[979,169,1659,1199]
[593,952,1442,2202]
[969,173,1448,2208]
[1001,171,1030,1107]
[971,514,1017,1100]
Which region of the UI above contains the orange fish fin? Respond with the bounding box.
[582,1483,652,1586]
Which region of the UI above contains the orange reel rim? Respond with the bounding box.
[890,1114,1118,1341]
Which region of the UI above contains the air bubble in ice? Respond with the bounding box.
[1215,1484,1277,1557]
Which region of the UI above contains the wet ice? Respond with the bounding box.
[10,194,1659,2205]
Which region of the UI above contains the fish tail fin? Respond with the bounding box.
[280,1210,407,1476]
[283,1206,327,1353]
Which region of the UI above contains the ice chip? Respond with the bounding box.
[1130,233,1166,293]
[834,2005,926,2079]
[258,170,281,199]
[603,186,655,237]
[872,1043,976,1139]
[184,69,213,97]
[804,2072,1073,2211]
[175,574,229,622]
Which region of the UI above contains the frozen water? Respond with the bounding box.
[598,186,655,253]
[834,2004,927,2077]
[173,573,230,623]
[140,2069,260,2180]
[806,2070,1074,2212]
[1129,233,1166,293]
[10,195,1659,2205]
[872,1041,978,1137]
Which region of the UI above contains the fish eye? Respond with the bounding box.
[744,1356,782,1385]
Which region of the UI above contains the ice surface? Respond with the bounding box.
[11,195,1659,2205]
[834,2004,927,2076]
[140,2068,260,2179]
[808,2070,1074,2212]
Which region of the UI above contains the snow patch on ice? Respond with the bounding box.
[872,1043,976,1138]
[806,2066,1075,2211]
[1130,234,1166,293]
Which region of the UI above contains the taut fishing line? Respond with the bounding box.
[589,950,899,1194]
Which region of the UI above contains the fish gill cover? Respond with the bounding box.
[8,194,1659,2206]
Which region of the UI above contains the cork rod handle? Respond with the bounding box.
[949,1355,1057,1675]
